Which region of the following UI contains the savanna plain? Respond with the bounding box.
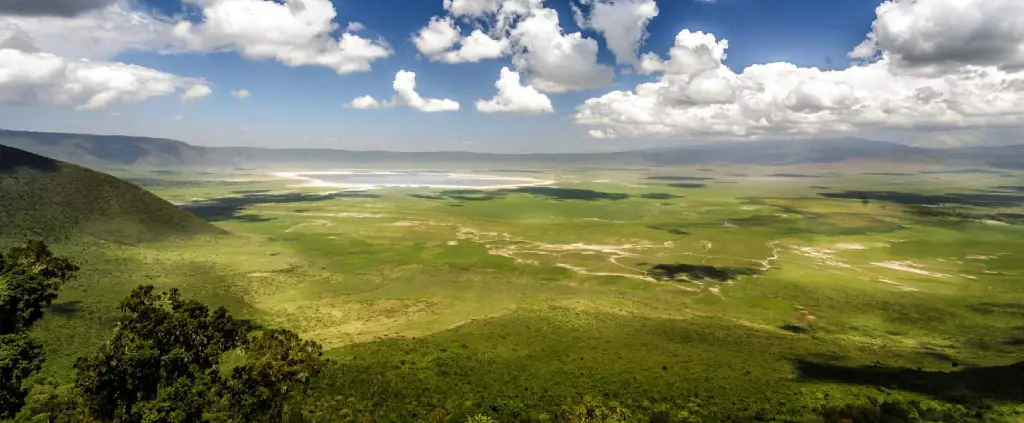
[21,163,1024,422]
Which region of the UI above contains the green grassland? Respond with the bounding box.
[18,162,1024,421]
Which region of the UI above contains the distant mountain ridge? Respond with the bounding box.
[1,129,1021,170]
[0,144,224,244]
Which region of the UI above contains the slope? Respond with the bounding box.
[0,145,225,244]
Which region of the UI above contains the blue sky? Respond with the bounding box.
[1,0,1020,152]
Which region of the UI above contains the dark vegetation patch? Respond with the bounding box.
[648,263,759,282]
[967,302,1024,317]
[149,169,179,175]
[123,178,251,189]
[910,206,1024,224]
[230,189,272,194]
[728,173,748,177]
[648,223,689,235]
[994,185,1024,192]
[768,173,821,178]
[663,181,704,187]
[920,168,1008,175]
[794,359,1024,403]
[408,187,632,202]
[781,324,811,334]
[810,186,831,189]
[514,186,630,200]
[819,190,1024,207]
[182,191,380,223]
[486,169,542,173]
[645,176,713,181]
[640,193,683,200]
[698,168,713,171]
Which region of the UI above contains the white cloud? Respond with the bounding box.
[231,89,251,99]
[850,0,1024,71]
[181,84,213,101]
[0,1,179,60]
[588,129,614,139]
[345,21,365,32]
[412,16,460,57]
[510,8,614,92]
[173,0,391,74]
[441,30,510,63]
[0,48,209,110]
[576,0,659,66]
[413,0,610,90]
[348,95,382,109]
[575,6,1024,141]
[392,70,460,112]
[476,67,553,114]
[443,0,503,17]
[349,71,460,113]
[412,17,510,64]
[173,114,183,120]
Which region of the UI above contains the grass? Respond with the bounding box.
[0,145,222,245]
[15,163,1024,421]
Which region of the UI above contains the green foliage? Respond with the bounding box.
[0,241,77,419]
[73,286,251,423]
[222,329,326,423]
[0,334,44,419]
[13,382,96,423]
[1,240,79,334]
[68,286,325,423]
[0,145,222,244]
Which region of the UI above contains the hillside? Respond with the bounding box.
[0,144,225,244]
[1,129,1023,170]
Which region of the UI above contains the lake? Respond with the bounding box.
[279,171,547,189]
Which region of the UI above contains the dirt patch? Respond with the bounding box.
[871,261,950,278]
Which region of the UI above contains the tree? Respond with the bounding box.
[0,240,78,418]
[74,286,252,423]
[73,286,326,423]
[222,329,325,423]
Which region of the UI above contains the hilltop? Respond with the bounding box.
[3,129,1022,170]
[0,144,225,244]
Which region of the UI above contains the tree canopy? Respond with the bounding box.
[0,240,79,418]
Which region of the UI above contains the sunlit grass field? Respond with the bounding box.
[28,164,1024,421]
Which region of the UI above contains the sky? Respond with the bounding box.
[0,0,1022,153]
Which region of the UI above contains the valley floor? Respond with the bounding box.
[29,163,1024,421]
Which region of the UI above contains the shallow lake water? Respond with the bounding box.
[288,171,545,188]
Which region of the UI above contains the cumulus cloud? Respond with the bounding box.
[476,67,553,114]
[181,85,213,101]
[443,0,503,17]
[172,0,391,74]
[510,8,614,92]
[349,71,460,113]
[575,0,659,66]
[0,1,179,60]
[412,16,460,57]
[0,0,116,17]
[0,48,210,110]
[850,0,1024,71]
[576,9,1024,141]
[413,0,611,91]
[412,17,508,63]
[348,95,382,109]
[231,89,251,99]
